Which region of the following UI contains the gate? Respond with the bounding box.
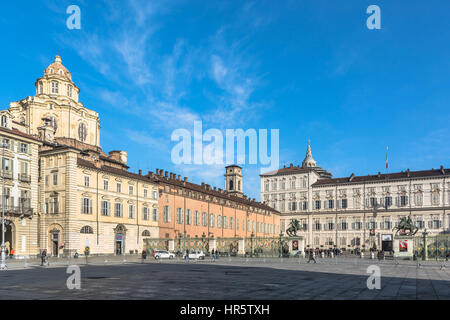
[414,235,450,260]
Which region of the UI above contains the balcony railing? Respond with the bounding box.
[0,170,13,179]
[19,173,31,182]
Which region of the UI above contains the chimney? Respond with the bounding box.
[377,172,381,178]
[156,169,159,175]
[290,163,293,167]
[178,175,181,181]
[184,177,187,182]
[213,187,217,191]
[407,168,410,177]
[440,165,445,175]
[164,171,168,178]
[349,173,355,182]
[139,169,142,175]
[160,169,164,176]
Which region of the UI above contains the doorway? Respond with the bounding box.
[382,234,393,252]
[51,231,59,256]
[115,233,124,255]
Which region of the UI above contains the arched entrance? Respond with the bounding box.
[48,224,63,257]
[113,224,127,255]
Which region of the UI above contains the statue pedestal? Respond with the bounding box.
[393,236,414,260]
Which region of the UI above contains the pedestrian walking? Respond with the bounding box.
[141,250,147,263]
[40,249,47,266]
[307,249,316,263]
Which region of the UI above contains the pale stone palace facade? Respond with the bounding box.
[261,141,450,251]
[1,55,280,258]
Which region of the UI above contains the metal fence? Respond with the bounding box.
[414,235,450,260]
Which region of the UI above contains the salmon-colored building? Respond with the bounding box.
[150,166,280,241]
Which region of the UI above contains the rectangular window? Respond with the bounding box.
[186,209,192,225]
[103,180,108,190]
[20,143,27,153]
[217,215,222,228]
[315,200,321,210]
[153,191,158,200]
[328,199,334,209]
[144,189,148,198]
[341,199,348,209]
[53,173,58,185]
[152,208,158,221]
[223,216,228,229]
[194,211,200,226]
[129,185,134,195]
[142,207,149,220]
[51,81,58,94]
[84,176,90,187]
[400,196,408,206]
[81,198,92,214]
[101,201,111,216]
[163,206,170,222]
[128,205,135,219]
[202,212,207,226]
[210,213,215,227]
[177,208,183,224]
[114,203,122,217]
[67,84,72,97]
[117,183,121,193]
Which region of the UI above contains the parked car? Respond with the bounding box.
[185,250,205,260]
[154,250,175,259]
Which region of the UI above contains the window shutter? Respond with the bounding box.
[395,197,399,207]
[405,196,408,205]
[365,198,369,208]
[428,221,432,228]
[324,200,328,209]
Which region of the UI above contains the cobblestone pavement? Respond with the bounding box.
[0,257,448,300]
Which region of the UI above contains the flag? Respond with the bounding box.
[386,146,388,170]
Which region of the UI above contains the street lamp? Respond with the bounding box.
[250,232,254,258]
[1,141,7,270]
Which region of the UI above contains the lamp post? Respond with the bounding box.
[423,228,429,261]
[1,142,7,270]
[201,232,206,252]
[250,232,254,258]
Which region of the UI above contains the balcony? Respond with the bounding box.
[0,170,12,180]
[19,173,31,182]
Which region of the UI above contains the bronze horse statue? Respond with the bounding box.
[286,219,304,237]
[392,215,418,236]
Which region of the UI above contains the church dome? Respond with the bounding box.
[301,140,317,168]
[44,55,72,81]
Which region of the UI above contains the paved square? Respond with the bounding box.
[0,257,448,299]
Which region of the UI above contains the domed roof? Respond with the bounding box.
[44,55,72,81]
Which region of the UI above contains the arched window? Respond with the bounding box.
[229,180,234,190]
[39,82,43,94]
[78,123,87,142]
[142,230,151,237]
[80,226,93,234]
[67,84,72,97]
[1,115,7,128]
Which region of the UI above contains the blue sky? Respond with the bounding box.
[0,0,449,200]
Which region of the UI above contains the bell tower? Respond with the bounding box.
[225,165,243,196]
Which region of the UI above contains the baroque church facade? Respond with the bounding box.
[1,56,160,257]
[261,141,450,251]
